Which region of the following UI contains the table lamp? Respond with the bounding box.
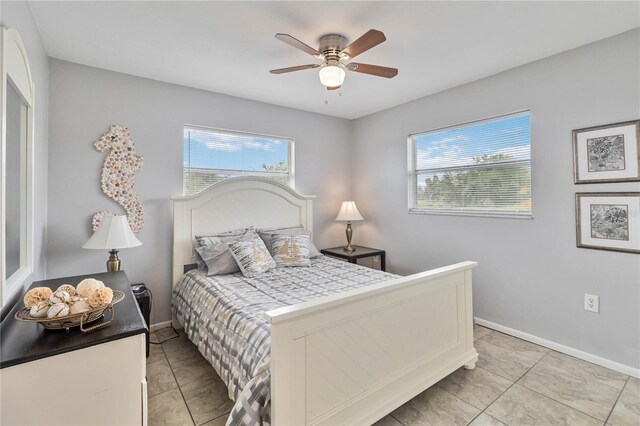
[335,201,364,253]
[83,214,142,272]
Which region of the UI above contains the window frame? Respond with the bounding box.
[183,124,295,195]
[1,27,35,309]
[407,110,532,219]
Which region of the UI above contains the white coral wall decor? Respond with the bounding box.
[91,125,144,233]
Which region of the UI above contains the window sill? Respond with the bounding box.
[2,266,33,309]
[408,208,533,220]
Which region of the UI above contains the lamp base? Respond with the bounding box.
[343,221,356,253]
[107,249,121,272]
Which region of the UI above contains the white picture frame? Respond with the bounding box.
[576,192,640,254]
[573,120,640,183]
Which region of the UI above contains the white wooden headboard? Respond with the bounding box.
[171,177,315,286]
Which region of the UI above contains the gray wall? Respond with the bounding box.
[47,59,352,324]
[1,1,49,318]
[43,25,640,368]
[352,29,640,369]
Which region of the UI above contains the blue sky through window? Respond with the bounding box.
[415,113,530,169]
[184,128,289,172]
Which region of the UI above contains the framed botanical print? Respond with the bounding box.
[573,120,640,183]
[576,192,640,254]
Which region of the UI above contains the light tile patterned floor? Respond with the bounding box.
[147,325,640,425]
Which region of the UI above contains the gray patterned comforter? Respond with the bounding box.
[172,255,397,426]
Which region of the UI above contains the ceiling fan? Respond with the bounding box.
[270,29,398,90]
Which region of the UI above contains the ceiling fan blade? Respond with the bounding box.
[347,63,398,78]
[270,64,320,74]
[275,33,322,57]
[326,85,341,91]
[341,29,386,59]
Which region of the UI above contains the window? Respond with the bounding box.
[2,27,35,309]
[183,126,294,195]
[409,111,531,218]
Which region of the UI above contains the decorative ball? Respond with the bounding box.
[29,301,50,318]
[69,297,91,315]
[76,278,105,297]
[47,303,70,318]
[23,287,53,308]
[88,287,114,308]
[56,284,76,297]
[49,290,71,304]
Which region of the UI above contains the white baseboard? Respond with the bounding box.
[151,315,639,377]
[150,320,173,333]
[474,317,640,379]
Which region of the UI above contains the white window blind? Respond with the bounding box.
[183,126,294,195]
[409,111,532,218]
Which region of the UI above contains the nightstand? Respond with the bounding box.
[0,271,148,425]
[321,245,386,271]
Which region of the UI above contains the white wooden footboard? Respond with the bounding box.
[265,261,478,426]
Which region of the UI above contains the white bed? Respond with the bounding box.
[172,177,478,425]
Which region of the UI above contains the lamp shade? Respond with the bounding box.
[319,65,346,87]
[83,215,142,250]
[335,201,364,222]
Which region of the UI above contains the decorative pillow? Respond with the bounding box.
[196,226,255,247]
[196,242,241,276]
[195,227,257,275]
[258,226,321,258]
[227,235,277,278]
[270,234,311,267]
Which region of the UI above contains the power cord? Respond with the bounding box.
[146,286,180,344]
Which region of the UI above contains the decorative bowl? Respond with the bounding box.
[15,290,125,332]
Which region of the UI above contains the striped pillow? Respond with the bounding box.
[227,235,276,278]
[271,234,311,267]
[194,227,257,274]
[196,226,255,247]
[258,226,321,258]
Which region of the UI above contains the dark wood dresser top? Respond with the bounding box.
[0,271,147,369]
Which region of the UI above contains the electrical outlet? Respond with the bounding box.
[585,294,599,313]
[373,255,380,263]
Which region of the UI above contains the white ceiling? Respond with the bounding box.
[29,1,639,119]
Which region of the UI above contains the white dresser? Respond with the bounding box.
[0,271,148,425]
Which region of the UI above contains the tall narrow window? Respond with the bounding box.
[183,126,294,195]
[2,27,35,309]
[409,111,532,218]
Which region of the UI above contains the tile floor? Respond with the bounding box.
[147,325,639,425]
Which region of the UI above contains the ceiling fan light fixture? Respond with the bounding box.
[319,64,345,87]
[271,30,398,90]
